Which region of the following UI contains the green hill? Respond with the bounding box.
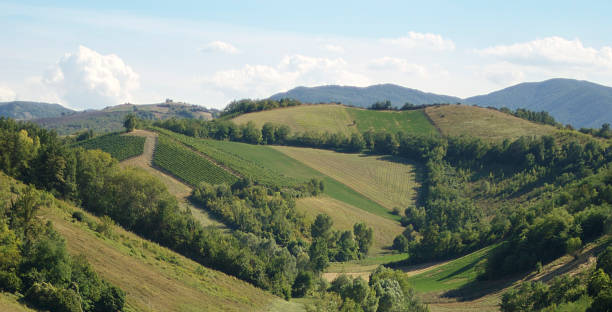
[232,104,437,136]
[0,101,74,120]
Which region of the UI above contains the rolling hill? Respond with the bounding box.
[465,78,612,129]
[269,84,462,108]
[0,101,74,120]
[34,102,215,135]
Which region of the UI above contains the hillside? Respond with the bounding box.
[465,78,612,129]
[425,104,558,141]
[269,84,462,108]
[34,102,214,135]
[0,101,74,120]
[232,104,437,136]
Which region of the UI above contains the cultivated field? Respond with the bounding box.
[75,132,145,161]
[296,196,404,256]
[232,104,438,136]
[425,105,557,141]
[274,146,420,211]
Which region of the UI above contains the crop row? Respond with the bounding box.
[75,133,145,161]
[153,135,237,186]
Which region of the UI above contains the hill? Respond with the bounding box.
[465,78,612,129]
[232,104,437,136]
[270,84,462,108]
[0,101,74,120]
[424,104,558,141]
[34,102,215,135]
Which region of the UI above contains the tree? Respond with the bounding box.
[123,113,137,132]
[309,239,329,272]
[353,223,373,258]
[262,122,276,144]
[311,214,333,241]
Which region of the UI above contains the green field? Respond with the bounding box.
[153,134,238,186]
[407,244,498,293]
[75,133,145,161]
[232,104,438,136]
[154,128,397,221]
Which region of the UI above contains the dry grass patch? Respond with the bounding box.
[425,105,557,141]
[296,196,404,256]
[274,146,419,211]
[0,293,36,312]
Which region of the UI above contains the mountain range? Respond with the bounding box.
[271,79,612,128]
[0,101,75,120]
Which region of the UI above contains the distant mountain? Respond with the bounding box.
[465,78,612,129]
[0,101,74,120]
[269,84,462,108]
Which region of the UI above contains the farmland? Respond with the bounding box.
[153,134,238,186]
[425,105,557,141]
[274,146,420,211]
[232,104,438,136]
[75,132,145,160]
[154,128,396,220]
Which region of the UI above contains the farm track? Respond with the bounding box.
[121,130,226,228]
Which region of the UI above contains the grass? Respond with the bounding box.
[407,244,499,293]
[273,146,420,211]
[0,293,36,312]
[74,132,145,161]
[297,196,404,255]
[232,104,438,136]
[154,134,238,186]
[154,128,397,220]
[0,172,297,312]
[323,253,410,282]
[425,105,557,141]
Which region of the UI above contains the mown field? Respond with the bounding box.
[297,196,404,256]
[154,128,396,220]
[75,133,145,161]
[425,105,557,141]
[232,104,438,136]
[274,146,420,211]
[153,134,238,186]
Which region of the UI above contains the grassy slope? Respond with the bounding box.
[425,105,557,141]
[0,293,36,312]
[75,133,146,161]
[273,146,419,211]
[232,104,438,136]
[296,196,404,256]
[155,129,396,221]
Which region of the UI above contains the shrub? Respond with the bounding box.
[0,271,22,292]
[72,211,85,222]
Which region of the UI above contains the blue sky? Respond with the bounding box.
[1,0,612,109]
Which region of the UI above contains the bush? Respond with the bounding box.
[72,211,85,222]
[25,282,82,312]
[96,284,126,312]
[0,271,22,292]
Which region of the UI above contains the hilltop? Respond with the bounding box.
[465,78,612,128]
[34,101,216,135]
[269,84,462,108]
[0,101,74,120]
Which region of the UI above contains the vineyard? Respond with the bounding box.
[153,127,300,187]
[75,133,146,161]
[153,134,238,186]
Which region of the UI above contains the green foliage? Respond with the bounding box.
[123,113,137,132]
[74,132,145,161]
[220,98,302,118]
[153,134,237,186]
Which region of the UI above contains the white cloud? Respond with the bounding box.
[480,62,525,86]
[43,46,139,110]
[0,85,16,101]
[368,57,428,76]
[381,31,455,51]
[200,41,240,54]
[323,44,345,53]
[477,37,612,69]
[207,54,371,99]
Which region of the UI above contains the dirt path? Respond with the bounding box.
[120,130,225,229]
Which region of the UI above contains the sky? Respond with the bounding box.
[1,0,612,110]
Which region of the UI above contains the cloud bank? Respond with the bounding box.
[44,46,139,110]
[0,85,16,102]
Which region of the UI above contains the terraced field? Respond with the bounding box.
[154,134,238,186]
[425,105,557,141]
[75,132,145,160]
[274,146,419,211]
[232,104,438,135]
